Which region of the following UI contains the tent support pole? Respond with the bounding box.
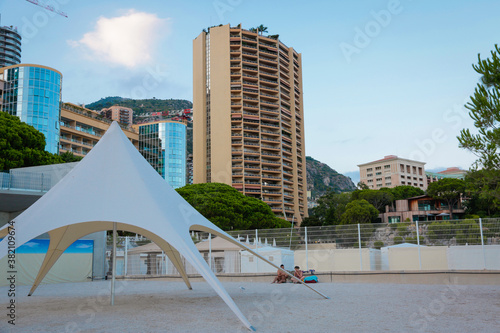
[416,221,422,270]
[124,236,128,276]
[209,233,212,271]
[111,222,117,306]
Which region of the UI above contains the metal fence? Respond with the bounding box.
[106,218,500,277]
[0,170,52,192]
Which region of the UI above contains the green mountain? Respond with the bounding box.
[306,156,356,199]
[85,96,192,114]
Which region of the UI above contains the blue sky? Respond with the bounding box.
[2,0,499,182]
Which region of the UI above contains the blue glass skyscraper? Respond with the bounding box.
[0,64,62,154]
[0,26,22,67]
[138,120,187,189]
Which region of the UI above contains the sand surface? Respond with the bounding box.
[1,280,499,332]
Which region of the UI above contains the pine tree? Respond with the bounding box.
[458,44,500,170]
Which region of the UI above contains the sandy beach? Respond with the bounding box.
[1,280,499,333]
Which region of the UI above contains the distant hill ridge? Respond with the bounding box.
[306,156,356,199]
[85,96,193,114]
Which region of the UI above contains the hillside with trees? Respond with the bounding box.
[85,96,192,115]
[306,156,356,199]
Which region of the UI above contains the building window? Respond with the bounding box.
[400,164,405,172]
[413,166,417,174]
[367,179,373,183]
[418,167,423,175]
[384,165,390,169]
[388,216,401,223]
[401,181,405,184]
[385,182,391,186]
[367,168,372,172]
[367,173,373,177]
[385,176,391,180]
[375,166,381,170]
[376,172,382,175]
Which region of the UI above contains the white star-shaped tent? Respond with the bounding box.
[0,122,327,331]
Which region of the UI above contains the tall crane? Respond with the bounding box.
[25,0,68,18]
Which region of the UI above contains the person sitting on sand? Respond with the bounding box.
[272,264,287,283]
[293,266,303,284]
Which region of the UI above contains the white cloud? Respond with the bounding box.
[76,243,92,249]
[23,241,40,248]
[70,10,167,68]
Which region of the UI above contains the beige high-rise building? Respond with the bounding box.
[358,155,427,190]
[193,24,307,223]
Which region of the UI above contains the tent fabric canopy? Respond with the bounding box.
[0,122,327,331]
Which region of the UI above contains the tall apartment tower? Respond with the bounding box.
[101,105,133,126]
[0,26,22,67]
[193,24,307,223]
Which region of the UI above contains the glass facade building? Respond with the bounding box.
[0,64,62,154]
[138,120,187,189]
[0,26,22,67]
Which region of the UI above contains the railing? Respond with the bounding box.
[0,170,52,192]
[177,219,500,272]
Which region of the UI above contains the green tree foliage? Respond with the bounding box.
[256,24,268,35]
[393,236,403,245]
[427,178,466,217]
[85,96,193,115]
[357,182,369,190]
[456,219,481,245]
[340,199,379,224]
[458,44,500,170]
[352,189,394,213]
[427,221,455,241]
[60,151,83,163]
[175,183,289,231]
[464,169,500,217]
[389,185,425,200]
[0,112,64,170]
[305,185,424,226]
[302,192,351,226]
